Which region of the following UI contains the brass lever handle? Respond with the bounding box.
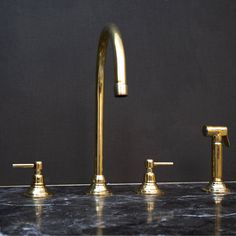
[146,159,174,170]
[12,161,51,198]
[153,162,174,166]
[138,159,174,195]
[13,163,35,168]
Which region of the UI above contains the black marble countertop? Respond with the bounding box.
[0,183,236,235]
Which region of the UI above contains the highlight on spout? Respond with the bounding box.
[114,82,128,97]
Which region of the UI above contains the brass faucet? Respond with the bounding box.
[88,24,128,196]
[202,125,230,194]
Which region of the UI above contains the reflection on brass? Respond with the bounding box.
[12,161,52,198]
[88,24,128,196]
[144,195,156,223]
[144,195,174,224]
[33,199,44,230]
[213,194,224,205]
[94,196,105,236]
[138,159,174,195]
[213,194,224,236]
[202,125,230,194]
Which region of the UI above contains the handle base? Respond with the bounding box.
[24,184,52,198]
[138,182,163,195]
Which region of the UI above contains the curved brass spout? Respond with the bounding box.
[88,24,128,196]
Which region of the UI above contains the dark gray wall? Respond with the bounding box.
[0,0,236,185]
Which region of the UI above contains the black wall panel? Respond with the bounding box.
[0,0,235,185]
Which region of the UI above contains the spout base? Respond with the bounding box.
[137,182,163,195]
[88,175,111,196]
[24,184,52,199]
[203,181,230,194]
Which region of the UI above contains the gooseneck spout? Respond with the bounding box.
[88,24,128,196]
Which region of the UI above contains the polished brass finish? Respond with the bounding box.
[33,199,44,230]
[144,195,174,223]
[88,24,128,196]
[13,163,35,168]
[145,195,156,223]
[94,196,105,235]
[202,125,230,194]
[12,161,52,198]
[212,194,224,236]
[138,159,174,195]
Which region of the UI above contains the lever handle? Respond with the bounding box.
[12,163,35,168]
[154,162,174,166]
[13,161,42,174]
[146,159,174,169]
[12,161,51,198]
[138,158,174,195]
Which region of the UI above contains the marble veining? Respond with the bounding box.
[0,183,236,235]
